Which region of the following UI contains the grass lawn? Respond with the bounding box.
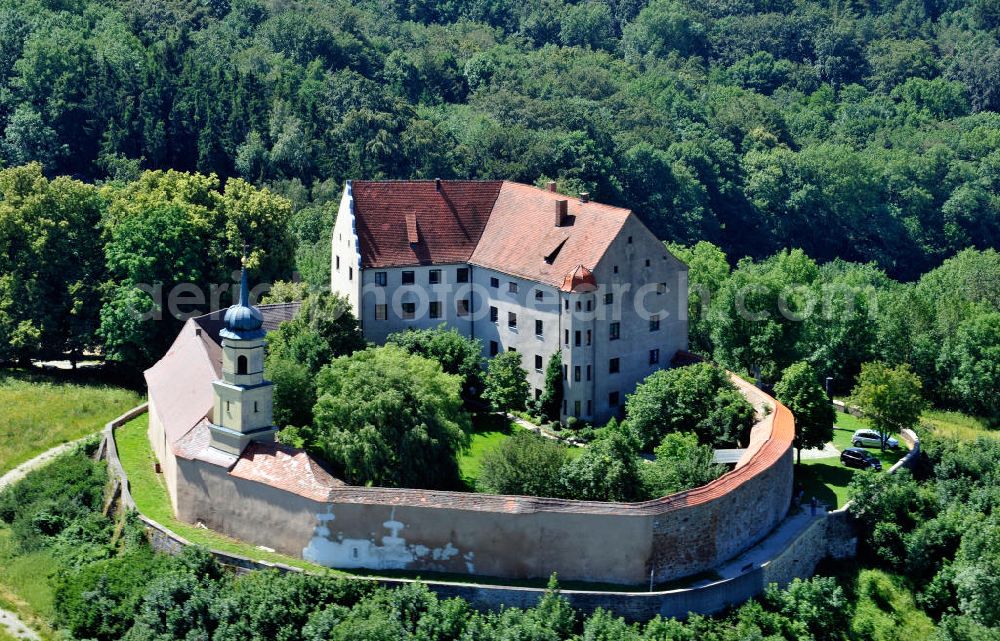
[114,413,335,573]
[0,369,142,474]
[0,528,59,641]
[458,414,582,489]
[922,409,996,441]
[458,413,519,488]
[795,411,907,510]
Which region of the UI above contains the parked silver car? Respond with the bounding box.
[851,428,899,449]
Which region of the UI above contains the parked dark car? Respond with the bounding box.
[840,447,882,471]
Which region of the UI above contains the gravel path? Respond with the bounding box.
[0,434,94,491]
[0,608,41,641]
[798,442,840,460]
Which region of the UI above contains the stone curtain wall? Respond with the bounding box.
[135,506,855,623]
[761,509,857,589]
[171,373,795,586]
[102,400,860,622]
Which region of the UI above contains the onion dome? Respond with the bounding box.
[220,265,265,340]
[561,264,597,292]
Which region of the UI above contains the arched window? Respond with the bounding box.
[237,355,248,375]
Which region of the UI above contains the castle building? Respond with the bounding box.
[330,179,689,423]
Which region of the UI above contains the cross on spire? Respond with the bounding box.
[239,242,250,308]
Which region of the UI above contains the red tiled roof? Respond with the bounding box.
[144,319,221,448]
[230,440,344,501]
[351,180,503,268]
[469,182,631,289]
[561,265,598,292]
[349,180,632,283]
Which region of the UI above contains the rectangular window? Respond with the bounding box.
[586,330,592,345]
[335,256,340,270]
[609,391,620,407]
[609,358,620,374]
[348,267,353,281]
[535,388,543,400]
[645,259,651,267]
[402,271,415,285]
[574,400,581,415]
[429,301,442,319]
[429,269,441,284]
[535,355,543,371]
[613,265,619,273]
[586,299,593,312]
[508,312,517,329]
[586,365,592,381]
[564,329,569,345]
[457,299,471,317]
[563,399,568,414]
[649,349,660,365]
[508,281,518,294]
[490,306,498,323]
[535,290,544,301]
[490,277,499,288]
[374,271,387,286]
[576,300,582,311]
[564,299,569,311]
[604,292,613,305]
[587,400,592,415]
[650,314,660,331]
[375,304,387,320]
[535,319,543,336]
[490,341,499,356]
[574,366,581,382]
[563,364,568,379]
[609,322,620,340]
[508,346,516,353]
[402,302,416,320]
[457,267,469,283]
[574,331,581,346]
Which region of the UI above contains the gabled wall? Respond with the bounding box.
[330,182,362,317]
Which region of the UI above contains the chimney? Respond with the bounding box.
[579,192,590,203]
[546,181,557,193]
[435,178,442,192]
[555,199,568,227]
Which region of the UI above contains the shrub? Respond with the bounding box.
[477,430,569,496]
[0,447,108,551]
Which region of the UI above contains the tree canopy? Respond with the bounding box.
[850,361,927,448]
[774,361,835,464]
[306,345,470,489]
[624,362,756,450]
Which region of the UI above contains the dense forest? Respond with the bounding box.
[0,0,999,281]
[0,0,997,421]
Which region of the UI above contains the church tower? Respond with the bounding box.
[207,264,279,455]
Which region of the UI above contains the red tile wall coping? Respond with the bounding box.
[222,371,794,517]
